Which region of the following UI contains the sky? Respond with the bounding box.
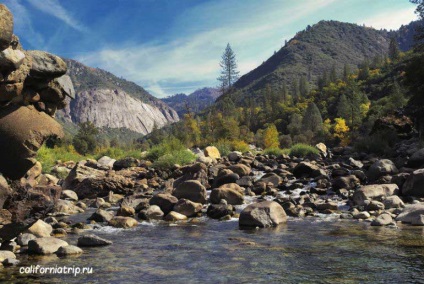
[2,0,418,98]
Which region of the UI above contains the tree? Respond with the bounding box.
[411,0,424,51]
[72,121,99,155]
[388,37,401,62]
[287,113,303,137]
[262,124,279,149]
[299,76,309,97]
[329,64,337,83]
[333,118,350,146]
[343,64,351,81]
[217,43,240,93]
[358,59,370,81]
[302,102,323,133]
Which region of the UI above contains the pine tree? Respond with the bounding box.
[287,113,303,136]
[299,76,309,97]
[302,102,323,133]
[217,43,240,93]
[343,64,351,81]
[281,82,288,102]
[358,59,370,81]
[336,94,350,121]
[388,37,401,62]
[291,80,300,103]
[329,64,337,83]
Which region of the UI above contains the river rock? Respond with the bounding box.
[25,219,52,237]
[366,200,385,211]
[116,206,135,217]
[88,209,114,222]
[352,184,399,205]
[228,151,242,161]
[149,193,178,215]
[407,148,424,168]
[411,214,424,225]
[54,199,82,214]
[0,4,13,51]
[402,169,424,197]
[207,203,234,219]
[204,146,221,159]
[371,213,393,226]
[213,173,240,188]
[293,162,326,178]
[17,233,37,246]
[28,237,69,255]
[97,156,116,169]
[0,251,15,262]
[113,157,139,170]
[164,211,187,221]
[56,245,83,256]
[27,50,67,79]
[396,204,424,223]
[77,234,112,247]
[210,186,244,205]
[142,205,164,220]
[239,201,287,228]
[0,175,12,209]
[228,164,251,177]
[367,159,398,182]
[108,216,138,228]
[61,190,78,201]
[383,196,405,209]
[259,172,283,187]
[353,211,371,219]
[173,199,202,217]
[173,180,207,204]
[332,175,360,190]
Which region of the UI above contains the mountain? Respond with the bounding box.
[162,87,221,116]
[217,20,416,106]
[57,59,179,136]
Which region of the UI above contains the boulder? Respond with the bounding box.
[17,233,37,246]
[366,200,385,211]
[0,251,15,262]
[27,50,67,79]
[259,172,283,187]
[239,201,287,228]
[353,211,371,219]
[293,162,326,178]
[212,173,240,188]
[28,237,69,255]
[54,199,82,214]
[352,184,399,205]
[367,159,398,182]
[25,219,52,237]
[411,214,424,226]
[113,157,139,170]
[207,203,234,219]
[88,209,114,223]
[0,105,64,179]
[371,213,393,226]
[0,47,25,70]
[164,211,187,221]
[210,186,244,205]
[383,196,405,209]
[227,164,251,177]
[173,199,202,217]
[407,148,424,168]
[0,209,12,225]
[61,189,78,201]
[0,4,13,51]
[228,151,242,162]
[402,169,424,197]
[149,193,178,215]
[108,216,138,228]
[315,143,327,157]
[56,74,75,99]
[97,156,116,169]
[204,146,221,159]
[77,234,112,247]
[332,175,360,190]
[0,175,12,209]
[173,180,207,204]
[116,206,135,217]
[56,245,83,256]
[142,205,164,220]
[396,204,424,224]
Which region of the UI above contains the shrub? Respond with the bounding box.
[354,129,398,156]
[153,150,196,169]
[263,147,290,156]
[214,139,232,156]
[230,140,250,153]
[95,147,143,160]
[145,137,186,161]
[289,143,320,157]
[37,144,84,173]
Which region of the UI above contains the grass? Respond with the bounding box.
[37,144,85,173]
[263,147,290,156]
[145,137,196,169]
[263,143,319,158]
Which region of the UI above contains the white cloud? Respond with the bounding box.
[361,6,417,30]
[27,0,87,32]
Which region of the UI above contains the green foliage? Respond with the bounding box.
[389,37,401,62]
[37,144,84,173]
[218,43,239,92]
[95,148,143,160]
[302,102,323,133]
[214,139,250,156]
[153,150,196,169]
[72,121,99,155]
[354,129,399,156]
[145,137,186,161]
[289,143,320,157]
[263,147,289,156]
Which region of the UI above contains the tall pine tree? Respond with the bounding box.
[217,43,240,93]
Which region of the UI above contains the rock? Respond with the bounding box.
[228,164,251,177]
[239,201,287,228]
[207,203,234,219]
[56,74,75,99]
[97,156,116,169]
[54,199,82,214]
[108,216,138,228]
[402,169,424,197]
[27,50,67,79]
[212,173,240,188]
[88,209,114,222]
[149,193,178,215]
[407,148,424,168]
[28,237,69,255]
[332,175,360,190]
[383,196,405,209]
[411,214,424,226]
[352,184,399,205]
[210,186,244,205]
[164,211,188,221]
[367,159,398,182]
[371,213,393,226]
[56,245,83,256]
[396,204,424,223]
[61,189,78,201]
[17,233,37,246]
[173,199,202,217]
[293,162,326,178]
[315,143,327,157]
[259,173,283,187]
[0,4,13,51]
[204,146,221,159]
[349,157,363,168]
[25,219,52,238]
[77,234,112,247]
[228,151,242,161]
[142,205,164,220]
[0,105,64,179]
[116,206,135,217]
[173,180,207,204]
[0,251,15,262]
[353,211,371,219]
[2,258,19,266]
[0,175,12,209]
[113,157,139,170]
[0,47,25,70]
[0,209,11,225]
[315,201,338,211]
[366,200,385,211]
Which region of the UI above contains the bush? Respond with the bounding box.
[289,143,320,157]
[145,137,186,161]
[37,144,84,173]
[95,147,143,160]
[354,130,398,156]
[230,140,250,153]
[214,139,251,156]
[263,147,290,156]
[153,150,196,169]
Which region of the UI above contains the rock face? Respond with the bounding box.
[402,169,424,197]
[239,201,287,228]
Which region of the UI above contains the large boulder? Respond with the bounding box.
[0,175,12,209]
[293,162,326,178]
[108,216,138,228]
[207,203,234,219]
[0,105,64,179]
[367,159,398,182]
[407,148,424,168]
[352,184,399,205]
[204,146,221,159]
[77,234,112,247]
[172,180,207,204]
[259,172,283,187]
[332,175,360,190]
[210,184,244,205]
[0,251,15,262]
[402,169,424,197]
[396,204,424,224]
[28,237,69,255]
[0,4,13,51]
[212,173,240,188]
[173,199,202,217]
[25,219,52,237]
[27,50,67,79]
[239,201,287,228]
[227,164,251,177]
[149,193,178,215]
[88,209,114,223]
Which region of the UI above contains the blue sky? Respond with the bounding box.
[3,0,418,98]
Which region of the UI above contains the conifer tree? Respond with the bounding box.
[302,102,323,133]
[217,43,239,93]
[388,37,401,62]
[299,76,309,97]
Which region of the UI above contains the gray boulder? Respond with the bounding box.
[352,184,399,205]
[173,199,202,217]
[149,193,178,215]
[88,209,114,223]
[56,245,83,256]
[28,237,69,255]
[396,204,424,224]
[402,169,424,197]
[407,148,424,168]
[173,180,207,204]
[293,162,326,178]
[77,234,112,247]
[17,233,36,246]
[239,201,287,228]
[371,213,393,226]
[210,185,244,205]
[27,50,67,79]
[367,159,398,182]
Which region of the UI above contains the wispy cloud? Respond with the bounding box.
[361,6,417,30]
[27,0,87,32]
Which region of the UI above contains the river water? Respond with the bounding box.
[1,210,424,283]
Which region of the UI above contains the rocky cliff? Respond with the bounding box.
[58,59,179,135]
